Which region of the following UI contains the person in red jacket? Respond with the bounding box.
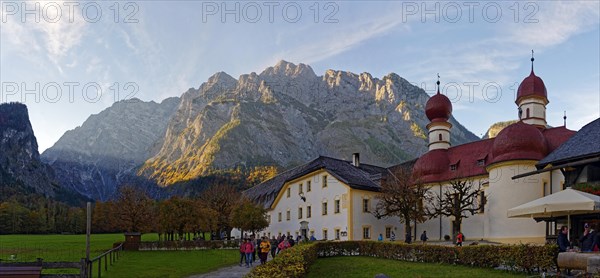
[239,238,247,266]
[456,231,464,247]
[243,239,254,267]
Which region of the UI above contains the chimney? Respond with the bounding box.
[352,153,360,167]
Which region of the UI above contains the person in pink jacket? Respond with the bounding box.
[243,239,254,267]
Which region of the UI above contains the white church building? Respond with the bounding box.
[245,58,586,244]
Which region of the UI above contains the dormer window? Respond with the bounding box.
[450,159,460,171]
[477,159,485,166]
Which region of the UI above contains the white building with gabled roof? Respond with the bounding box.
[244,154,402,241]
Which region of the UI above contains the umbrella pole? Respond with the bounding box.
[567,214,570,240]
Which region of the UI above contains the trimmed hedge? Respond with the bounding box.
[246,241,558,277]
[247,243,318,278]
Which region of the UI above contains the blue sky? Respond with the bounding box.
[1,1,599,152]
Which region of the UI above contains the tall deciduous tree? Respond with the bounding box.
[114,186,154,233]
[427,179,483,241]
[230,198,269,234]
[200,184,241,239]
[373,165,430,240]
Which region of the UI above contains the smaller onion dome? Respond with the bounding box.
[490,121,548,164]
[425,87,452,122]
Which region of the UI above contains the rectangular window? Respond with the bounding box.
[287,188,291,198]
[335,229,340,240]
[307,206,312,218]
[334,199,340,213]
[450,164,457,171]
[267,214,271,224]
[299,183,303,194]
[477,159,485,166]
[479,191,486,213]
[385,227,391,239]
[307,181,312,192]
[322,202,328,215]
[323,229,328,240]
[363,198,370,213]
[298,207,303,219]
[322,175,328,188]
[278,212,282,222]
[543,182,549,196]
[286,210,290,221]
[363,227,370,239]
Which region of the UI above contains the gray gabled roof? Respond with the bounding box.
[538,118,600,168]
[243,156,387,209]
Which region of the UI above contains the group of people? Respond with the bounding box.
[238,234,298,267]
[557,223,600,253]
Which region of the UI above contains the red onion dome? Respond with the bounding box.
[490,121,548,164]
[516,70,547,104]
[425,92,452,122]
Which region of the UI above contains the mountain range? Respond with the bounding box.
[8,61,480,201]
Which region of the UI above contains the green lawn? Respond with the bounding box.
[102,250,238,278]
[0,234,238,277]
[0,233,158,261]
[307,256,526,278]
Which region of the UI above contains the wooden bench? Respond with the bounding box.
[0,266,42,278]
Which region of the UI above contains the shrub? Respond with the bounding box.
[247,243,318,278]
[246,241,558,277]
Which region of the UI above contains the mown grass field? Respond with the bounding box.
[102,250,238,278]
[0,233,158,262]
[0,233,238,277]
[307,256,527,278]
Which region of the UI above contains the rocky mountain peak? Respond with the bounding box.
[206,71,237,90]
[0,102,32,133]
[42,97,181,200]
[260,60,316,79]
[0,102,58,197]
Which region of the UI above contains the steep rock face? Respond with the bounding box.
[140,61,479,186]
[0,103,59,197]
[42,98,180,200]
[482,120,519,139]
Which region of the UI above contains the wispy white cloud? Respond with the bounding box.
[1,0,87,73]
[272,13,411,66]
[509,1,600,47]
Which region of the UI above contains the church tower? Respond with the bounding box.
[425,77,453,151]
[516,52,549,128]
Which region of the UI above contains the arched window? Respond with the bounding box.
[438,134,443,141]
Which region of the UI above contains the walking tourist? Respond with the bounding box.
[270,236,278,258]
[239,238,247,266]
[243,238,254,267]
[420,231,428,244]
[456,231,464,247]
[259,237,271,264]
[278,238,291,252]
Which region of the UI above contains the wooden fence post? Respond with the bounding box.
[80,258,87,278]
